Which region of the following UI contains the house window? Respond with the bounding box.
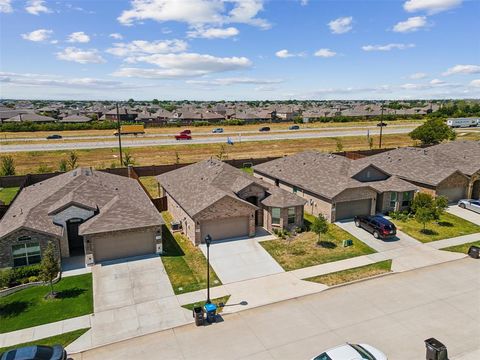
[390,192,397,208]
[288,207,296,224]
[17,236,32,242]
[271,208,281,225]
[402,192,413,207]
[12,242,41,267]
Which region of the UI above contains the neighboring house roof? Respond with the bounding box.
[353,143,476,186]
[157,159,305,218]
[4,113,56,122]
[254,151,416,200]
[0,168,164,239]
[59,114,92,123]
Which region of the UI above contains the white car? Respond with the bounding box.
[312,343,387,360]
[458,199,480,214]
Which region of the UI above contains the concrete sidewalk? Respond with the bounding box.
[426,233,479,249]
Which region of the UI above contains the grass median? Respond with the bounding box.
[305,260,392,286]
[441,240,480,254]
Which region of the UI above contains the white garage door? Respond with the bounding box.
[94,230,155,262]
[200,217,249,242]
[438,187,466,203]
[335,199,372,221]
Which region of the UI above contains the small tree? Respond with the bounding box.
[0,155,15,176]
[217,144,227,161]
[312,214,329,244]
[368,137,374,150]
[415,206,434,232]
[335,138,344,152]
[433,195,448,220]
[40,242,60,298]
[67,151,79,170]
[123,150,135,166]
[59,159,68,172]
[411,192,434,214]
[409,118,456,145]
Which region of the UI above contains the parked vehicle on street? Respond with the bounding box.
[212,128,224,133]
[312,343,387,360]
[114,124,145,136]
[46,134,62,139]
[259,126,270,132]
[458,199,480,213]
[354,215,396,239]
[446,117,479,128]
[180,129,192,135]
[175,133,192,140]
[0,345,67,360]
[289,125,300,130]
[376,122,387,127]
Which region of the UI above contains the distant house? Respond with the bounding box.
[104,107,138,122]
[4,113,56,123]
[0,168,164,268]
[157,159,306,244]
[59,114,93,123]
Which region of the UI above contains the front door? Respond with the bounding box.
[245,196,259,225]
[67,218,85,256]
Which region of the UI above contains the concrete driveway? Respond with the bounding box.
[447,205,480,225]
[199,234,284,284]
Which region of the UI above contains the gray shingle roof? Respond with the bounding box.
[0,168,164,239]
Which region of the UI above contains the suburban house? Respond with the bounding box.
[0,168,164,268]
[157,159,306,244]
[253,151,418,222]
[353,141,480,202]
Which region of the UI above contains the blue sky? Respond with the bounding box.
[0,0,479,100]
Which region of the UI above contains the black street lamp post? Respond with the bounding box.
[205,234,212,304]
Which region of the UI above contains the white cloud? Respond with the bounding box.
[106,40,188,57]
[21,29,53,42]
[300,0,308,5]
[328,16,353,34]
[56,47,106,64]
[275,49,305,58]
[409,72,428,79]
[113,53,251,78]
[109,33,123,40]
[25,0,51,15]
[186,77,283,86]
[67,31,90,43]
[404,0,462,14]
[187,27,239,39]
[314,48,336,57]
[118,0,270,29]
[393,16,428,32]
[470,79,480,87]
[430,78,445,85]
[0,0,12,13]
[362,43,415,51]
[442,64,480,76]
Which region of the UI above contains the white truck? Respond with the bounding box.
[446,117,479,128]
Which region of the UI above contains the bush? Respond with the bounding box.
[0,268,13,288]
[0,264,43,287]
[389,210,411,221]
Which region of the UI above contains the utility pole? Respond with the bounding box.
[379,104,384,149]
[116,103,123,166]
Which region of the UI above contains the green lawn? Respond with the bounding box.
[391,213,480,243]
[161,212,222,295]
[181,295,231,312]
[0,274,93,333]
[240,167,253,174]
[441,240,480,254]
[0,187,19,205]
[260,213,376,271]
[139,176,159,198]
[305,260,392,286]
[0,328,89,354]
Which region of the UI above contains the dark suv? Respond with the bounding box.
[354,215,396,239]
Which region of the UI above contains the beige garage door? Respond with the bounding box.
[94,230,155,262]
[200,217,249,242]
[437,187,466,203]
[335,199,372,221]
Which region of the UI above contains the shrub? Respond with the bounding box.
[0,268,13,288]
[0,264,43,288]
[389,210,411,222]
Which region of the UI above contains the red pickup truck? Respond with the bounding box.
[180,129,191,135]
[175,133,192,140]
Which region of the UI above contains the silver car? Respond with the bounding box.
[458,199,480,214]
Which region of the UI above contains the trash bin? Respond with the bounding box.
[193,306,204,326]
[425,338,448,360]
[204,303,217,323]
[467,245,480,259]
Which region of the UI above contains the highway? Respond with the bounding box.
[0,126,416,153]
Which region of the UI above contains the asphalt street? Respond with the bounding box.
[71,258,480,360]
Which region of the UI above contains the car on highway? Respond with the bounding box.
[46,134,62,139]
[1,345,67,360]
[458,199,480,213]
[289,125,300,130]
[312,343,387,360]
[180,129,191,135]
[259,126,271,132]
[175,133,192,140]
[212,128,224,133]
[376,122,387,127]
[354,215,396,239]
